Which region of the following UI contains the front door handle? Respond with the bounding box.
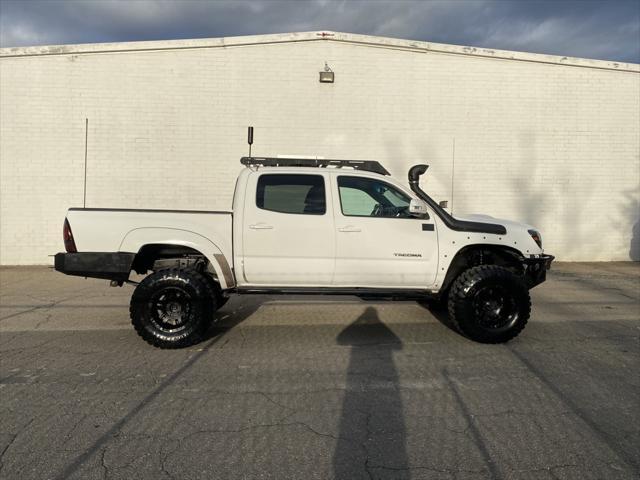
[249,223,274,230]
[338,225,362,233]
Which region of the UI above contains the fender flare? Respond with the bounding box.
[119,227,235,289]
[438,244,525,294]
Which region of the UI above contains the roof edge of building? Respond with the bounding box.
[1,30,638,73]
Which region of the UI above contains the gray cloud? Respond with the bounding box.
[1,0,638,63]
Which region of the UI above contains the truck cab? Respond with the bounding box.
[55,157,553,348]
[234,165,439,289]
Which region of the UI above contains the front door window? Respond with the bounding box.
[338,176,412,218]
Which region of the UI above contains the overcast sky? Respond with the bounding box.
[1,0,638,63]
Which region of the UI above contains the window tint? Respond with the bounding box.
[256,174,326,215]
[338,176,412,218]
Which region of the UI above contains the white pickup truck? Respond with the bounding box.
[55,157,553,348]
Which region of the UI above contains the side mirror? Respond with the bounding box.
[409,198,429,218]
[439,200,448,209]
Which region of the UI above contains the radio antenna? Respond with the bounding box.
[247,126,254,158]
[83,118,88,208]
[450,137,456,215]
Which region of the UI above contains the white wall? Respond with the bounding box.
[1,32,639,264]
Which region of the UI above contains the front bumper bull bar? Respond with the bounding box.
[523,254,555,288]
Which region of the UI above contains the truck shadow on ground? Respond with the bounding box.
[416,299,457,333]
[203,295,265,340]
[333,306,408,478]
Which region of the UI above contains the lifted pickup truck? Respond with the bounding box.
[55,157,553,348]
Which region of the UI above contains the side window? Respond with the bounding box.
[256,174,326,215]
[338,176,412,218]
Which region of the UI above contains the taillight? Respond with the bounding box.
[63,218,77,253]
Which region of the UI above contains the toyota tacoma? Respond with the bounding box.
[55,157,553,348]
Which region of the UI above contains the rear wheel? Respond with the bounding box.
[448,265,530,343]
[130,268,216,348]
[201,273,229,312]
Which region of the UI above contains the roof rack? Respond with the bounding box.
[240,157,390,176]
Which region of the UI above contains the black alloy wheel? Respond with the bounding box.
[149,286,193,333]
[471,285,519,332]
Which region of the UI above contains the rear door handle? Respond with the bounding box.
[249,223,274,230]
[338,225,362,233]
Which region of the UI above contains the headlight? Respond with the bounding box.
[528,229,542,248]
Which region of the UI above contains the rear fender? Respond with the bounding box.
[119,228,235,289]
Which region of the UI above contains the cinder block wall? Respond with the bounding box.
[1,32,638,264]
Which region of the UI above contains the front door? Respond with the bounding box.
[242,172,335,285]
[332,174,438,288]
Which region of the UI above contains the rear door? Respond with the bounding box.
[241,171,335,285]
[331,174,438,288]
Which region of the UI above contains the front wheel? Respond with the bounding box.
[130,268,216,348]
[448,265,530,343]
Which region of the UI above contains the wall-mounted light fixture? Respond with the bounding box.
[319,62,334,83]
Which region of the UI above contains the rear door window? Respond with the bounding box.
[256,174,326,215]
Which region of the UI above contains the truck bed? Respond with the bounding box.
[65,207,233,272]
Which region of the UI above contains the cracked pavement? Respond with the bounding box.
[0,263,638,479]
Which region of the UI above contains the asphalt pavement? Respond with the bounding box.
[0,262,638,480]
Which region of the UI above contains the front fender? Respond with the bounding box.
[119,227,235,289]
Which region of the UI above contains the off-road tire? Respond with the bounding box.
[448,265,530,343]
[201,273,229,311]
[130,268,217,348]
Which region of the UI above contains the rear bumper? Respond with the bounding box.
[523,254,555,289]
[54,252,135,282]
